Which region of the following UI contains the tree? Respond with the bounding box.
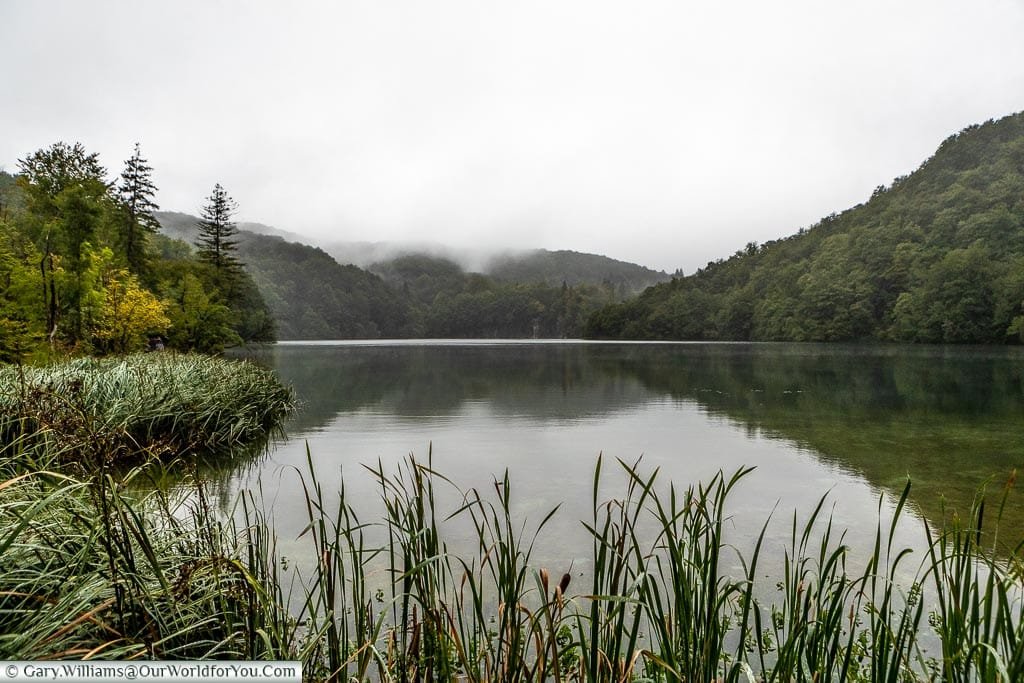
[0,220,44,362]
[81,245,170,354]
[117,143,160,277]
[17,142,112,344]
[164,272,240,353]
[94,277,170,354]
[194,183,241,286]
[17,142,107,206]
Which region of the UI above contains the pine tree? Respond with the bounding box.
[195,183,241,282]
[117,143,159,276]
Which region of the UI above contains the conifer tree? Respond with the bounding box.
[117,143,159,276]
[195,183,241,282]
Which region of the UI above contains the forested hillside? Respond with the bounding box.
[157,212,416,339]
[586,112,1024,343]
[158,215,645,339]
[484,249,670,294]
[369,253,620,338]
[236,235,417,339]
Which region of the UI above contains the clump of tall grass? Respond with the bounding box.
[0,439,1020,682]
[291,456,1024,682]
[0,437,293,660]
[0,354,294,464]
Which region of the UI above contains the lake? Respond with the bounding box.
[226,341,1024,573]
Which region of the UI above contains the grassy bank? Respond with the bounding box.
[0,439,1020,681]
[0,354,294,464]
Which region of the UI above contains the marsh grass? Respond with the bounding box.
[0,435,1020,681]
[0,354,294,464]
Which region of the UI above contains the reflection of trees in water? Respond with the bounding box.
[239,342,1024,543]
[597,343,1024,540]
[246,344,657,432]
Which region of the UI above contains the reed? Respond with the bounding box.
[0,436,1020,682]
[0,451,289,660]
[0,354,294,464]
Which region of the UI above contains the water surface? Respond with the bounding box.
[230,341,1024,567]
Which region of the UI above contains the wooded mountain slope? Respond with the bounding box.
[484,249,670,294]
[236,235,417,339]
[585,112,1024,343]
[156,213,417,339]
[156,215,639,339]
[368,253,622,338]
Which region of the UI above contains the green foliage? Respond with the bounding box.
[0,354,293,462]
[485,248,671,294]
[228,268,276,343]
[116,143,160,277]
[3,445,1021,681]
[587,112,1024,343]
[162,271,241,354]
[0,219,45,362]
[369,253,619,339]
[891,244,1000,343]
[1,144,275,357]
[236,235,416,339]
[194,183,241,277]
[14,143,116,345]
[87,253,171,354]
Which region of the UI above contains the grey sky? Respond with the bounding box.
[3,1,1024,273]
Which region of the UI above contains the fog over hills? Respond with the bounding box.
[154,211,669,289]
[153,211,667,339]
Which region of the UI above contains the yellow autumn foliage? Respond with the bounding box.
[92,271,171,354]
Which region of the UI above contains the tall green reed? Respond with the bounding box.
[924,474,1024,682]
[0,354,293,464]
[0,432,1021,683]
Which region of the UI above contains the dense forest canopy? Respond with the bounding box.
[483,249,670,294]
[367,253,623,338]
[0,144,273,360]
[585,112,1024,344]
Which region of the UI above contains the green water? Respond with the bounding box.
[234,341,1024,561]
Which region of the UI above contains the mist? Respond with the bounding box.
[3,1,1024,272]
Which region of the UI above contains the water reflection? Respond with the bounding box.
[243,342,658,431]
[598,343,1024,535]
[235,341,1024,548]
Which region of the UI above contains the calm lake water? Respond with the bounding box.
[227,340,1024,572]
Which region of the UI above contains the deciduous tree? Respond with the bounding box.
[17,142,112,344]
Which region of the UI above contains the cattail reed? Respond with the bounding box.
[0,435,1020,681]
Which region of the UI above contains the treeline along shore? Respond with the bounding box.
[5,112,1024,349]
[586,112,1024,344]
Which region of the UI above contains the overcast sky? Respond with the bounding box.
[3,1,1024,272]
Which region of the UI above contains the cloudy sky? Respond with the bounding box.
[3,1,1024,272]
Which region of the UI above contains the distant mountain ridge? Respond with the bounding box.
[585,111,1024,343]
[154,211,303,246]
[155,211,667,295]
[483,249,669,294]
[153,212,661,339]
